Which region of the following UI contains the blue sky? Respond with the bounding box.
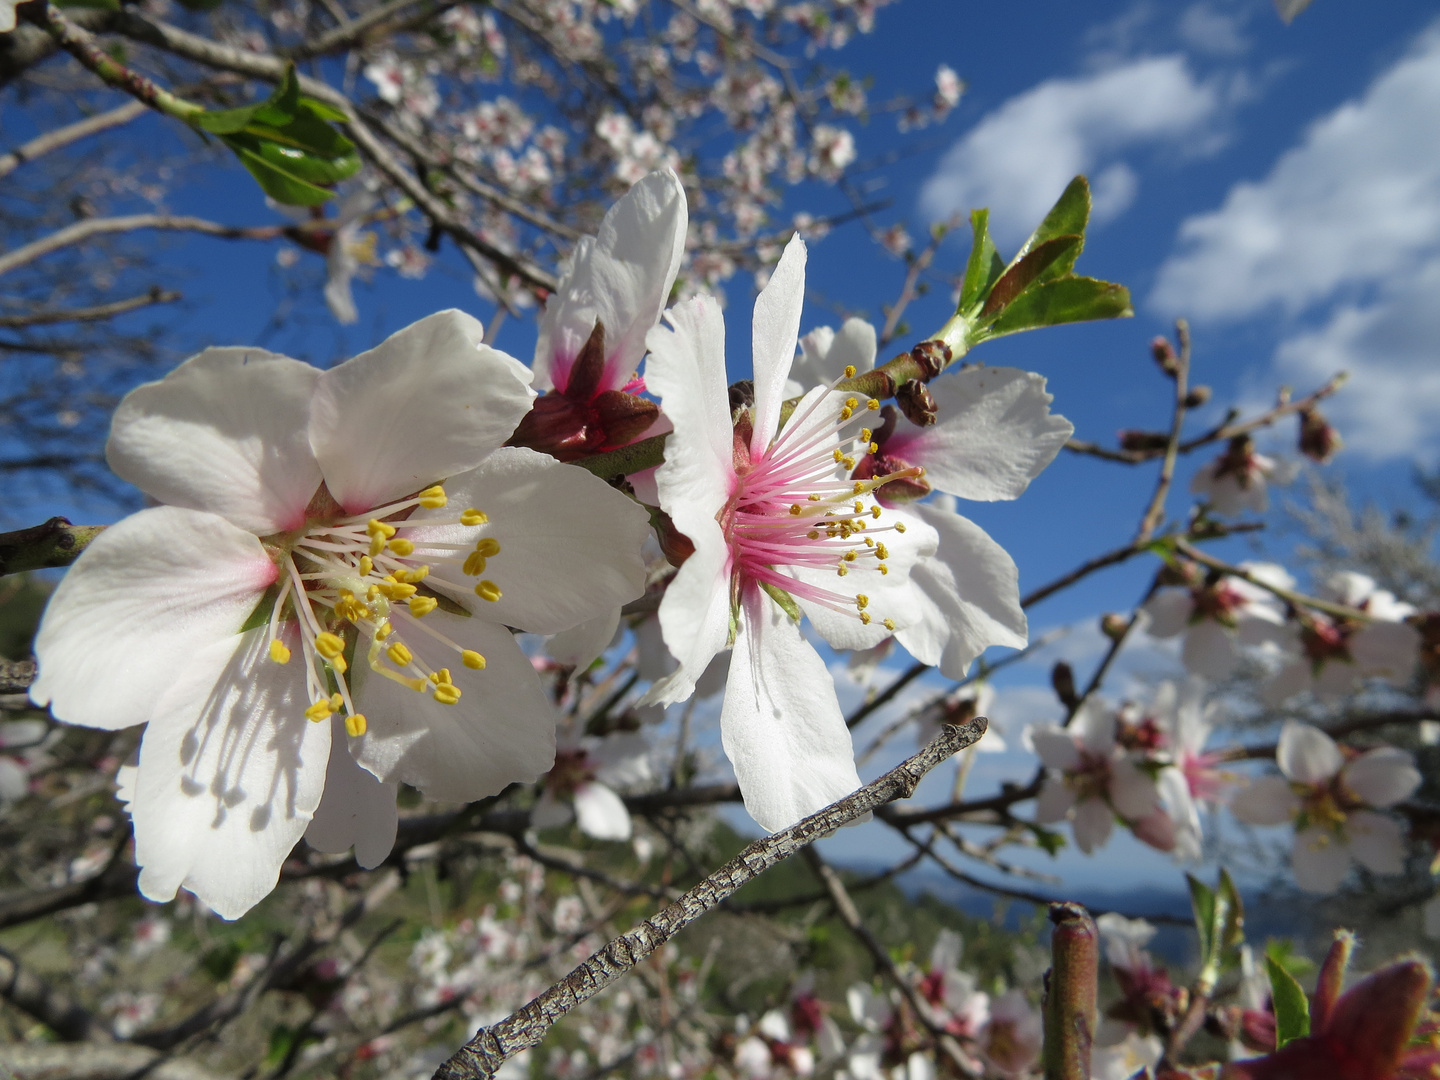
[19,0,1440,893]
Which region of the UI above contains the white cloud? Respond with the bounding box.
[1151,25,1440,321]
[1273,259,1440,462]
[1178,2,1252,58]
[918,56,1224,247]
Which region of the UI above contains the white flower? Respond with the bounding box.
[32,311,650,918]
[1091,1033,1162,1080]
[979,989,1041,1078]
[1143,562,1295,680]
[1190,436,1295,516]
[642,236,940,831]
[1030,699,1160,854]
[1230,720,1420,893]
[532,730,654,841]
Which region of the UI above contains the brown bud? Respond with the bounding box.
[1184,385,1212,408]
[895,379,938,427]
[651,508,695,568]
[1051,661,1077,708]
[1151,335,1180,376]
[1100,613,1129,639]
[1118,430,1170,452]
[1155,560,1201,588]
[909,339,951,380]
[728,379,755,415]
[1298,406,1343,463]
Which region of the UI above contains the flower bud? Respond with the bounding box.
[1151,335,1180,376]
[1051,661,1078,708]
[1184,385,1212,408]
[895,379,937,427]
[1298,406,1342,463]
[1100,613,1129,639]
[1118,430,1170,452]
[909,339,951,380]
[651,508,695,568]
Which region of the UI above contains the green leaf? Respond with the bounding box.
[1265,938,1316,978]
[982,276,1133,341]
[1015,175,1090,266]
[225,124,359,186]
[250,65,302,127]
[238,585,280,634]
[979,234,1082,318]
[1024,822,1067,856]
[223,136,337,206]
[299,97,350,123]
[958,208,1004,313]
[761,582,803,623]
[1190,869,1246,994]
[1267,954,1311,1048]
[1188,874,1217,960]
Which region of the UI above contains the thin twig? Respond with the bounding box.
[0,99,147,179]
[1136,319,1190,544]
[0,216,282,278]
[0,288,180,327]
[432,717,988,1080]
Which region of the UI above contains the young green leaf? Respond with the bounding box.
[760,582,803,623]
[224,138,338,206]
[978,234,1082,318]
[958,208,1004,313]
[1014,174,1090,267]
[982,276,1133,341]
[1267,954,1311,1048]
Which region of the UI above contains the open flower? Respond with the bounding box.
[1191,434,1294,516]
[513,168,686,462]
[32,311,649,918]
[1230,721,1420,893]
[642,235,938,831]
[1030,699,1160,854]
[1143,562,1296,679]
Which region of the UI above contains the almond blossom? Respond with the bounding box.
[1230,721,1421,893]
[642,235,939,831]
[1142,562,1295,680]
[1030,698,1160,854]
[1264,571,1420,704]
[31,310,650,918]
[1190,434,1295,517]
[532,730,654,841]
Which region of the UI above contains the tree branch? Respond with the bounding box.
[0,99,147,179]
[0,1043,233,1080]
[433,716,989,1080]
[0,287,180,327]
[0,215,283,279]
[0,517,105,577]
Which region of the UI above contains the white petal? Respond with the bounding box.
[1072,797,1114,853]
[1342,747,1421,808]
[722,586,860,832]
[305,715,398,869]
[1350,620,1420,679]
[1262,660,1313,706]
[1074,698,1117,753]
[1142,589,1194,639]
[106,347,322,534]
[1290,827,1352,894]
[1314,658,1361,698]
[893,503,1026,679]
[1109,757,1160,820]
[886,367,1073,501]
[130,629,328,919]
[31,507,276,732]
[1323,570,1375,607]
[351,615,555,802]
[1033,775,1076,823]
[1182,620,1239,680]
[1229,775,1300,826]
[534,169,687,393]
[1030,728,1081,772]
[591,731,655,788]
[573,782,632,840]
[644,537,732,707]
[794,318,877,388]
[531,791,575,830]
[310,311,535,514]
[1346,810,1406,875]
[1277,721,1342,784]
[749,235,807,456]
[406,447,649,634]
[547,608,622,670]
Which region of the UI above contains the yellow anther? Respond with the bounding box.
[841,456,855,469]
[840,407,853,421]
[856,595,869,609]
[853,481,865,494]
[367,584,382,601]
[462,650,487,670]
[367,519,397,540]
[859,428,871,442]
[872,506,882,519]
[387,642,414,666]
[844,364,857,378]
[833,449,845,463]
[869,442,879,454]
[837,567,849,577]
[344,713,368,737]
[358,555,373,576]
[854,500,864,513]
[429,667,454,685]
[807,530,820,540]
[408,596,438,618]
[876,543,890,559]
[460,508,489,526]
[329,692,343,710]
[387,538,415,556]
[867,398,880,411]
[305,700,332,722]
[463,552,488,576]
[808,493,821,502]
[790,504,802,516]
[846,397,858,409]
[883,618,896,631]
[418,484,447,509]
[379,581,417,600]
[433,684,462,705]
[475,580,502,602]
[332,654,348,674]
[335,590,366,621]
[865,537,875,547]
[894,521,907,533]
[843,551,857,562]
[394,565,430,584]
[860,612,872,625]
[475,537,501,558]
[315,632,345,659]
[880,564,890,575]
[374,622,393,641]
[269,639,291,664]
